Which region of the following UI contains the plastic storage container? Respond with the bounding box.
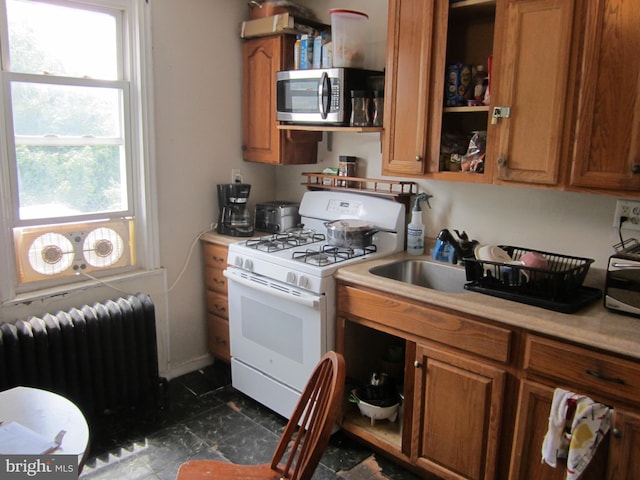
[330,9,369,68]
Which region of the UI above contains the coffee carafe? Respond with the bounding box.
[216,183,254,237]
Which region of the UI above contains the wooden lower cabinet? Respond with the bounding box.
[337,283,640,480]
[509,334,640,480]
[413,344,505,480]
[336,283,512,480]
[207,313,230,362]
[201,240,230,362]
[607,409,640,479]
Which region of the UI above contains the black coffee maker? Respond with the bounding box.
[217,183,254,237]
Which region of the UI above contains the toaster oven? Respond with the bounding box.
[254,201,300,233]
[605,243,640,317]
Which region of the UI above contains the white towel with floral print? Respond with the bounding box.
[541,387,612,480]
[565,396,611,480]
[541,388,574,468]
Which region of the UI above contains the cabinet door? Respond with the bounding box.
[382,0,436,175]
[509,380,609,480]
[412,344,505,480]
[241,36,320,165]
[607,409,640,479]
[488,0,575,185]
[569,0,640,192]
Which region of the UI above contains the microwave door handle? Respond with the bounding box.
[318,71,330,119]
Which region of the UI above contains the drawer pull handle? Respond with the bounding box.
[586,369,626,385]
[213,279,225,285]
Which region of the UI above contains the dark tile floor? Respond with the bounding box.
[79,362,425,480]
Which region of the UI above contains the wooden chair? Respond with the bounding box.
[176,351,346,480]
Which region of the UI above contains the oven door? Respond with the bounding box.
[224,268,327,393]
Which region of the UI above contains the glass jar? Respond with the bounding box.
[371,90,384,126]
[338,156,357,187]
[350,90,370,127]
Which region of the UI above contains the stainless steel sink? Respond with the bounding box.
[369,259,468,293]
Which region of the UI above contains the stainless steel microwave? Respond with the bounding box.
[276,68,382,125]
[605,253,640,317]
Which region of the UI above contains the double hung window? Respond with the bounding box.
[0,0,152,295]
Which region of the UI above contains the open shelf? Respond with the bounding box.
[443,105,490,113]
[301,173,418,209]
[278,124,383,133]
[341,402,402,450]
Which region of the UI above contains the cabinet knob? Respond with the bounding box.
[415,155,422,162]
[413,360,422,368]
[631,164,640,174]
[612,427,622,439]
[497,156,507,167]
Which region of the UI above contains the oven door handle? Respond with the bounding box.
[224,270,321,309]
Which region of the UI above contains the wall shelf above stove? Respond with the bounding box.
[301,173,418,210]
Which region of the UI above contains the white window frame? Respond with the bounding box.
[0,0,159,302]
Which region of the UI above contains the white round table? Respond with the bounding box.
[0,386,89,468]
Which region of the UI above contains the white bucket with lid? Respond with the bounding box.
[330,9,369,68]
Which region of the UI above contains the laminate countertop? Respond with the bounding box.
[334,252,640,361]
[201,231,639,361]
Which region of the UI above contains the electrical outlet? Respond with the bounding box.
[231,169,243,183]
[613,199,640,231]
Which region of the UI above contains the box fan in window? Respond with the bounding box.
[14,219,134,283]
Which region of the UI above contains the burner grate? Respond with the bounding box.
[244,230,326,253]
[291,244,377,266]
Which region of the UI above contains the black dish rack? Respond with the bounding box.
[463,246,601,313]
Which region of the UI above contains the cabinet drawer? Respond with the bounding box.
[202,242,227,269]
[338,285,512,363]
[206,290,228,319]
[207,314,230,362]
[204,265,227,294]
[524,335,640,403]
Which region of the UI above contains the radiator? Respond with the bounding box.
[0,293,167,417]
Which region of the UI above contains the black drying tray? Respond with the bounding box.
[464,283,602,313]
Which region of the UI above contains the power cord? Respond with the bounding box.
[79,223,217,294]
[618,215,628,246]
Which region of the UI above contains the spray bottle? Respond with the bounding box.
[407,193,433,255]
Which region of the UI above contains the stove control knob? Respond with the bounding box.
[243,259,253,271]
[286,271,297,285]
[234,257,243,268]
[298,276,309,288]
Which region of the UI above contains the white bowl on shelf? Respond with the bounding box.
[350,389,399,426]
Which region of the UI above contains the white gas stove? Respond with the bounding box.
[224,191,406,419]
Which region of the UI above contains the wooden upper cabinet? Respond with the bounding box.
[488,0,575,186]
[568,0,640,193]
[242,35,320,165]
[383,0,495,182]
[382,0,435,176]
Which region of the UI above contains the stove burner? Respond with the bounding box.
[292,244,377,266]
[285,228,325,244]
[244,230,326,253]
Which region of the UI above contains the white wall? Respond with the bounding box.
[277,0,624,270]
[150,0,276,376]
